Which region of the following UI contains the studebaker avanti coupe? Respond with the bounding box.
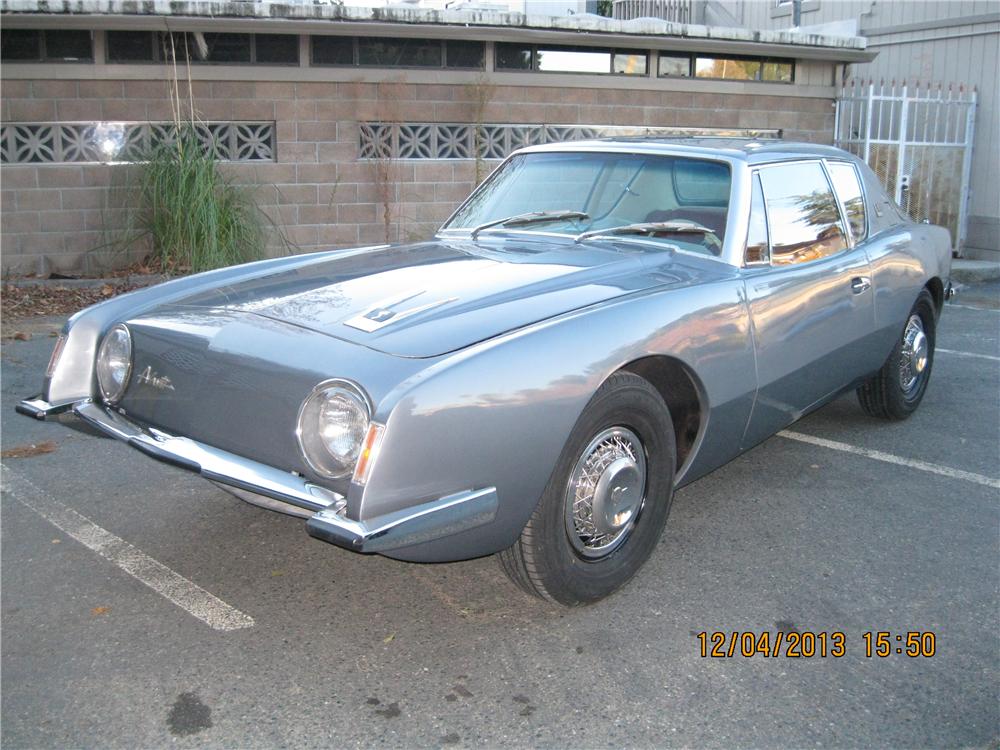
[18,140,952,605]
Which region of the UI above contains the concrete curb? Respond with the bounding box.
[952,260,1000,284]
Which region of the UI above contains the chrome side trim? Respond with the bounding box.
[306,487,499,553]
[58,400,498,555]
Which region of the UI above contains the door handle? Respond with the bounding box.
[851,276,872,294]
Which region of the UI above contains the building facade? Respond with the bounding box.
[722,0,999,258]
[0,1,870,275]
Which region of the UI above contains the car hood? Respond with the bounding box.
[162,237,724,358]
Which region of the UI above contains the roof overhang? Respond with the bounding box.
[0,0,877,63]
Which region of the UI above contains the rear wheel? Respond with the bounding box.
[498,371,676,605]
[857,290,936,420]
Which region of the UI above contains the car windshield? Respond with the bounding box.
[442,151,732,256]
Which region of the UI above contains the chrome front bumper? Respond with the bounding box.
[17,397,498,554]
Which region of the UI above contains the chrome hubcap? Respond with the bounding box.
[565,426,646,560]
[899,314,929,395]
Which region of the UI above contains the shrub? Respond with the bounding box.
[128,127,272,273]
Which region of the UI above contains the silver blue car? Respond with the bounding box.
[18,140,953,605]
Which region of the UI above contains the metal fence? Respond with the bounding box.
[835,79,977,254]
[612,0,697,23]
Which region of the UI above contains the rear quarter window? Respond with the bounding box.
[826,161,867,243]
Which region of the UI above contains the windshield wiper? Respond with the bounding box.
[574,221,715,244]
[469,210,590,239]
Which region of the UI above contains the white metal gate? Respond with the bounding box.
[835,79,977,255]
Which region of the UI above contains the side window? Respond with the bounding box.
[758,162,848,266]
[745,173,769,264]
[826,162,867,243]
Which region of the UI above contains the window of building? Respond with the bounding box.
[826,161,868,243]
[613,52,648,76]
[106,31,298,65]
[359,37,442,67]
[255,34,299,64]
[446,40,486,69]
[658,53,692,77]
[1,29,93,62]
[311,37,483,69]
[759,162,848,265]
[695,55,794,82]
[106,31,153,62]
[762,60,794,82]
[495,43,532,70]
[496,43,648,76]
[311,36,354,66]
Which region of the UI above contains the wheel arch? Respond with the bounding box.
[619,355,706,478]
[925,277,944,316]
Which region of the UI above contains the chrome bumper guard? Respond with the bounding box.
[17,397,498,554]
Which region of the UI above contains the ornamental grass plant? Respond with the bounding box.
[112,34,285,274]
[134,127,269,273]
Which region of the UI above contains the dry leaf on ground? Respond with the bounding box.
[1,281,144,322]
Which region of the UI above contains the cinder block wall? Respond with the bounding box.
[0,79,835,276]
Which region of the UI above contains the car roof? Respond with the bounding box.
[517,138,852,165]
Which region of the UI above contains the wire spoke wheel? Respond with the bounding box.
[564,426,647,560]
[898,313,930,397]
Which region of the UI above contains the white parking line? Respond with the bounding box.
[937,348,1000,362]
[778,431,1000,490]
[947,303,1000,313]
[1,466,255,631]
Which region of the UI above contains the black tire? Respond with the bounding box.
[498,371,676,606]
[857,289,936,420]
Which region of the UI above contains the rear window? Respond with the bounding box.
[673,160,731,206]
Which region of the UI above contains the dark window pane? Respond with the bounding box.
[358,37,441,67]
[762,59,793,82]
[312,36,354,66]
[536,46,610,73]
[827,162,867,242]
[495,43,532,70]
[658,54,690,77]
[107,31,154,62]
[200,33,251,63]
[445,40,483,69]
[1,30,41,61]
[695,56,760,80]
[44,30,92,61]
[760,162,848,265]
[255,34,298,64]
[158,32,196,63]
[745,173,769,264]
[613,51,647,75]
[673,160,731,206]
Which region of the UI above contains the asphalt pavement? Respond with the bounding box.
[1,294,998,749]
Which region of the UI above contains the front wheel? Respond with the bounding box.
[857,289,936,420]
[498,372,676,605]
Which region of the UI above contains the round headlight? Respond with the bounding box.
[296,380,371,479]
[96,324,132,404]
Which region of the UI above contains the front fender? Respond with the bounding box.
[43,247,387,405]
[360,277,754,562]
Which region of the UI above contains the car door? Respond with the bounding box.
[741,160,876,449]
